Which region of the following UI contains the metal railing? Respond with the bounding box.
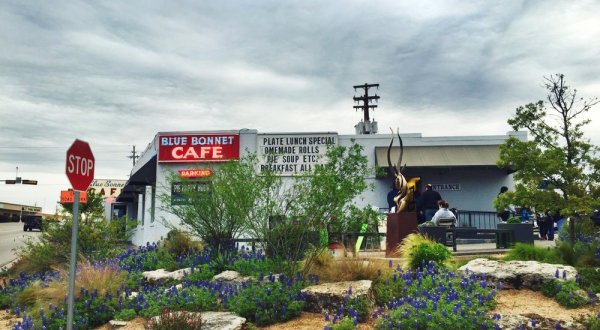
[455,210,500,230]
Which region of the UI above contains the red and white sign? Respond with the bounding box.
[158,134,239,163]
[178,169,213,178]
[65,139,95,191]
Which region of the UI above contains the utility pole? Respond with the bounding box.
[127,145,140,166]
[353,83,380,134]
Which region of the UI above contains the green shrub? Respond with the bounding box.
[330,316,357,330]
[115,308,137,321]
[137,285,218,318]
[504,243,562,263]
[226,278,305,326]
[227,256,285,277]
[542,279,589,308]
[507,216,521,224]
[395,233,451,270]
[164,229,202,256]
[14,217,133,274]
[120,246,179,272]
[576,267,600,293]
[408,242,452,270]
[147,310,204,330]
[373,270,405,306]
[583,313,600,330]
[185,264,216,282]
[542,280,561,297]
[373,264,496,329]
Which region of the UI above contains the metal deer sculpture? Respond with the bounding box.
[388,128,412,213]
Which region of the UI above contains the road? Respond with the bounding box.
[0,222,41,267]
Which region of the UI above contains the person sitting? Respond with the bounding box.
[431,199,456,226]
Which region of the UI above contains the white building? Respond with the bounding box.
[117,128,526,246]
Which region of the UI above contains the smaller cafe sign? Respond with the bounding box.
[178,169,213,179]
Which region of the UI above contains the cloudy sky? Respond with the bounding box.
[1,0,600,212]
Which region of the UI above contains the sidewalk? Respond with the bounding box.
[357,239,557,258]
[448,238,556,256]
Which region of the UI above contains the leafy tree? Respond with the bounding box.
[496,73,600,244]
[287,142,373,275]
[159,143,373,276]
[159,155,281,255]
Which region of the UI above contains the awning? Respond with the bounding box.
[116,155,157,203]
[128,155,157,185]
[375,145,500,167]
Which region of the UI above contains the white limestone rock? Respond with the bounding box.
[301,280,373,314]
[142,267,192,282]
[458,258,577,291]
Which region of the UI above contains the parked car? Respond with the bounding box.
[23,215,43,232]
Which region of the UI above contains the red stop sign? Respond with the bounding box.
[65,139,95,191]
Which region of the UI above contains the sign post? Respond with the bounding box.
[65,139,95,330]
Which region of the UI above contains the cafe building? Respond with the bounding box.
[117,125,526,246]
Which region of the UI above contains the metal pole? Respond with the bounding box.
[66,190,80,330]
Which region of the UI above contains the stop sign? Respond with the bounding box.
[65,139,95,191]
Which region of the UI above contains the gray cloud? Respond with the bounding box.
[1,0,600,211]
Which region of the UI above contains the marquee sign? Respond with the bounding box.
[158,134,239,163]
[257,133,337,176]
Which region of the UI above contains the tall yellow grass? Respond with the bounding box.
[393,233,437,269]
[16,260,125,317]
[303,248,392,282]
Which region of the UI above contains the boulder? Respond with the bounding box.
[301,280,373,314]
[108,320,128,329]
[493,313,585,329]
[202,311,246,330]
[150,311,245,330]
[142,268,191,282]
[212,270,253,288]
[458,258,577,290]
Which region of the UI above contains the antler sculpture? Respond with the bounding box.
[387,128,412,213]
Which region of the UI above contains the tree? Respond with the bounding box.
[159,142,374,276]
[285,142,373,275]
[496,74,600,244]
[159,155,282,256]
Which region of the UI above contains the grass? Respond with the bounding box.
[302,247,392,282]
[15,259,125,318]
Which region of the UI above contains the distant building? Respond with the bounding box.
[0,202,42,222]
[117,128,526,245]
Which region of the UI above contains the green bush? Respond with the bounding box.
[227,256,285,277]
[14,217,133,274]
[137,285,218,318]
[147,310,204,330]
[504,243,562,263]
[164,229,202,256]
[330,316,357,330]
[583,313,600,330]
[373,271,405,306]
[507,216,521,224]
[408,242,452,270]
[576,267,600,293]
[120,246,179,272]
[114,308,137,321]
[185,264,216,282]
[373,264,496,329]
[226,278,305,326]
[542,279,589,308]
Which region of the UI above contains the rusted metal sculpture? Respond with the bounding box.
[388,128,412,213]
